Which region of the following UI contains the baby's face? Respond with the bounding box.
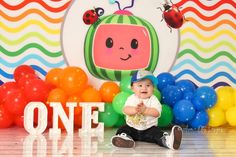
[132,79,154,99]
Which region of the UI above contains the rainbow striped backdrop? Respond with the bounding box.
[0,0,235,88]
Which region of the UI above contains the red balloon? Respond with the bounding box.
[24,79,50,102]
[4,89,28,116]
[0,105,14,128]
[0,82,18,104]
[17,73,39,90]
[14,65,35,82]
[14,115,24,128]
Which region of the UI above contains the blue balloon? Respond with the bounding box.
[176,80,196,93]
[157,72,175,91]
[183,92,194,100]
[174,117,188,126]
[193,86,217,109]
[173,100,196,122]
[0,80,3,86]
[188,111,209,129]
[192,97,205,111]
[161,85,182,106]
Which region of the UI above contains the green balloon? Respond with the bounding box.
[158,104,173,127]
[114,115,126,128]
[112,91,131,114]
[99,103,120,127]
[119,76,133,94]
[154,88,161,101]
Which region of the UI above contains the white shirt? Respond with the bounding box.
[124,94,162,130]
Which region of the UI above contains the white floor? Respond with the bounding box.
[0,126,235,156]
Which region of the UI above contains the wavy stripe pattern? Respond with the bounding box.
[182,8,236,21]
[172,0,236,88]
[173,60,236,74]
[0,43,61,57]
[1,0,236,90]
[176,0,236,11]
[0,20,60,34]
[0,32,60,46]
[0,54,65,68]
[177,49,236,63]
[0,0,69,83]
[0,9,63,23]
[0,80,3,85]
[0,0,71,12]
[175,70,236,84]
[212,82,230,89]
[180,40,236,52]
[181,28,236,41]
[186,17,236,31]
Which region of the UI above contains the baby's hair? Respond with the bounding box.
[131,82,134,86]
[131,78,154,86]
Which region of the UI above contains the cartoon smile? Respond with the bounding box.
[120,54,132,61]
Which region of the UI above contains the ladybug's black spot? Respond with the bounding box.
[175,13,179,17]
[86,13,90,18]
[106,37,113,48]
[86,20,90,23]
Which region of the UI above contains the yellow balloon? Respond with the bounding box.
[234,89,236,106]
[207,106,226,127]
[215,86,234,111]
[226,106,236,126]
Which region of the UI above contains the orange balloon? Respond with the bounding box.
[45,68,63,87]
[99,81,120,102]
[59,67,88,95]
[81,87,102,102]
[67,94,82,115]
[47,88,68,105]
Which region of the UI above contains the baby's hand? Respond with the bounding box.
[136,103,146,114]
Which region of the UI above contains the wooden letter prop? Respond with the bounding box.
[79,102,104,136]
[24,102,48,135]
[49,102,77,135]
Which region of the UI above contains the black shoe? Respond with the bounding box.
[161,125,182,150]
[111,133,135,148]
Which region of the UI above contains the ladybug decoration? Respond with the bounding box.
[83,7,105,25]
[157,0,187,32]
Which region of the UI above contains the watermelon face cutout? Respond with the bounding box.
[94,24,151,70]
[84,10,159,81]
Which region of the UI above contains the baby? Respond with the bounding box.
[111,70,182,150]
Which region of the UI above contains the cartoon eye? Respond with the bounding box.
[106,37,113,48]
[131,39,138,49]
[95,7,105,17]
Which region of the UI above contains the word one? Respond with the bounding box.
[24,102,104,135]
